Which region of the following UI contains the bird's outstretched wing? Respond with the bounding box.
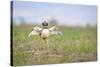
[49,26,63,35]
[49,26,58,31]
[28,26,42,37]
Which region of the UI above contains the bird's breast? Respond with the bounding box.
[41,29,49,38]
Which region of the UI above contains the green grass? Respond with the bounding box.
[12,25,97,66]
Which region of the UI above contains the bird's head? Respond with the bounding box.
[42,21,48,26]
[42,21,48,29]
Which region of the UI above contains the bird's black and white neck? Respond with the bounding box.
[42,21,48,29]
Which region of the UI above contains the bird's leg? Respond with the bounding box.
[45,39,48,44]
[43,38,47,44]
[44,39,47,44]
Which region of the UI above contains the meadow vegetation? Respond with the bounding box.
[12,24,97,66]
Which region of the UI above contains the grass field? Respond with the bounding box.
[12,24,97,66]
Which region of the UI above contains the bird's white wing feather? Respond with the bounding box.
[50,31,63,35]
[49,26,58,31]
[28,26,42,37]
[49,26,63,35]
[33,26,42,31]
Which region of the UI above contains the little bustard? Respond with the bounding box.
[28,21,63,43]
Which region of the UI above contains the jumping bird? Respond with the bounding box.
[28,21,63,42]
